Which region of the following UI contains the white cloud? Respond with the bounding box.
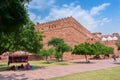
[28,1,111,32]
[39,3,98,31]
[98,18,111,26]
[90,3,110,16]
[29,12,41,23]
[28,0,55,10]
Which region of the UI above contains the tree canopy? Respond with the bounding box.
[72,42,114,62]
[91,42,114,55]
[0,0,44,54]
[116,42,120,50]
[91,42,106,55]
[48,37,64,47]
[39,48,54,63]
[48,37,71,61]
[72,42,93,62]
[0,21,43,54]
[0,0,31,33]
[72,42,93,55]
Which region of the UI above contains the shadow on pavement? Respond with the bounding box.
[113,62,120,65]
[0,73,45,80]
[71,61,96,64]
[0,73,28,80]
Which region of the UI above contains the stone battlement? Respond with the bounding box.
[35,16,92,47]
[35,16,91,37]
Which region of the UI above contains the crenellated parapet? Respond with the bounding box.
[35,16,74,31]
[35,16,92,37]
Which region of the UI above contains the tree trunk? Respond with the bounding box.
[61,53,63,62]
[57,58,60,62]
[61,56,63,62]
[45,56,49,63]
[85,54,88,62]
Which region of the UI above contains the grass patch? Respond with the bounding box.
[29,61,74,69]
[49,66,120,80]
[0,60,74,71]
[0,62,8,71]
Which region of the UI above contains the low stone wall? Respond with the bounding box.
[0,55,43,62]
[0,55,8,62]
[62,52,117,60]
[1,52,119,62]
[63,52,93,60]
[28,55,44,61]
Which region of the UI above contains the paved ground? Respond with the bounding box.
[0,58,120,80]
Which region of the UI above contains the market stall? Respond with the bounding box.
[8,51,29,65]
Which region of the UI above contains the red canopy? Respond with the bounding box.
[8,51,29,65]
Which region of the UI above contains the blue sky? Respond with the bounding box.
[28,0,120,35]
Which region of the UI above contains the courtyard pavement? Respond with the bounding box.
[0,58,120,80]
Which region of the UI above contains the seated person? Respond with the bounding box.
[26,63,30,70]
[18,64,24,70]
[10,65,16,71]
[20,64,24,69]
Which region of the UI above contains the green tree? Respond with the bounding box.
[55,43,72,61]
[48,37,71,61]
[103,46,114,56]
[91,42,113,59]
[0,32,12,53]
[91,42,105,56]
[39,48,53,63]
[116,42,120,50]
[48,37,64,47]
[0,0,31,33]
[16,21,43,53]
[0,0,44,54]
[72,42,93,62]
[0,21,43,54]
[54,51,62,62]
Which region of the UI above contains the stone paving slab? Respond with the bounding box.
[0,59,120,80]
